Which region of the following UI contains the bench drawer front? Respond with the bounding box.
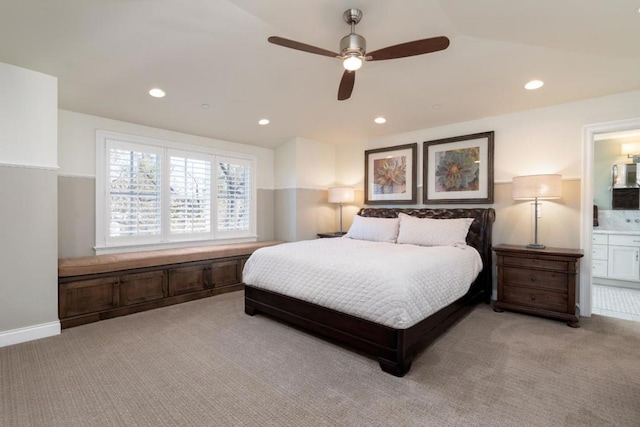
[212,260,241,288]
[120,270,167,305]
[60,277,119,317]
[168,264,209,296]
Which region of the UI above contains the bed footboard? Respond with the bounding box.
[245,285,483,377]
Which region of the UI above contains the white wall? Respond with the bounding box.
[0,63,57,168]
[58,109,275,188]
[0,62,59,346]
[274,137,337,189]
[274,137,338,241]
[341,90,640,185]
[294,137,336,189]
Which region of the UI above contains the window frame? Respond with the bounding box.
[95,130,257,254]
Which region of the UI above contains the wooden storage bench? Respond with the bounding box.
[58,241,282,328]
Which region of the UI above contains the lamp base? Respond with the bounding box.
[526,243,546,249]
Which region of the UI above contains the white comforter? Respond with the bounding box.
[243,238,483,329]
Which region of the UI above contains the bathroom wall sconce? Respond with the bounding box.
[620,142,640,160]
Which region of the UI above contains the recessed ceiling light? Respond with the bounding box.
[200,103,210,109]
[432,104,441,109]
[524,80,544,90]
[258,119,270,125]
[374,117,386,124]
[149,88,166,98]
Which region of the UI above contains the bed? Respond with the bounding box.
[243,207,495,376]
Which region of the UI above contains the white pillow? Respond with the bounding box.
[396,213,473,247]
[344,215,400,243]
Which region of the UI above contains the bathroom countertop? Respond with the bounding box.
[593,229,640,235]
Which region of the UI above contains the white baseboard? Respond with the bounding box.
[0,321,61,348]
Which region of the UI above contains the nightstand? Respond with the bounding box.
[493,244,583,327]
[317,232,346,238]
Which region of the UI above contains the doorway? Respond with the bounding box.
[582,118,640,322]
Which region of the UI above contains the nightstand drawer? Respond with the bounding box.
[503,267,567,292]
[502,286,567,313]
[501,256,566,272]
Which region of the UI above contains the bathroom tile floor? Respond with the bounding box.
[592,284,640,322]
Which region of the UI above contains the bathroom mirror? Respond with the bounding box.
[594,138,640,211]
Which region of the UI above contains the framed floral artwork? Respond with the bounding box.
[423,131,494,204]
[365,143,417,204]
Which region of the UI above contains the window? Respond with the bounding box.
[217,156,251,232]
[107,140,163,240]
[96,131,256,253]
[170,152,211,235]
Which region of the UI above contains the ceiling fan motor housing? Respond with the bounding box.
[340,33,366,57]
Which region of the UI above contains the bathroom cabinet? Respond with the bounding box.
[592,232,640,288]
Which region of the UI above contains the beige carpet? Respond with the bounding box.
[1,291,639,427]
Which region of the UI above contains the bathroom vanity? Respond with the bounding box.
[592,230,640,289]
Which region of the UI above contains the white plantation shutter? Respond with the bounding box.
[169,152,212,234]
[107,140,162,239]
[96,131,255,252]
[216,156,251,232]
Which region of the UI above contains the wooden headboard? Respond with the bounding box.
[357,207,496,303]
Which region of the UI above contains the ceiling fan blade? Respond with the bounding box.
[338,70,355,101]
[268,36,339,58]
[367,36,450,61]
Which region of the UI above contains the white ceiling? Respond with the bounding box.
[1,0,640,149]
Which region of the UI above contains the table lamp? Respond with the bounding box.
[512,174,562,249]
[328,187,355,235]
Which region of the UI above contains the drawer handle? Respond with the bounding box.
[530,295,536,301]
[530,276,537,282]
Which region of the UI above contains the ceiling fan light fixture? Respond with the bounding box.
[343,55,362,71]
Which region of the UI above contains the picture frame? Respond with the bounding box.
[423,131,494,204]
[365,143,417,204]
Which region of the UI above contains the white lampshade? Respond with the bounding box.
[512,174,562,200]
[328,187,355,203]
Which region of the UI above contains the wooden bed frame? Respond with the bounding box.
[244,208,495,377]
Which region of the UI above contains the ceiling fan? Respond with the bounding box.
[268,8,450,101]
